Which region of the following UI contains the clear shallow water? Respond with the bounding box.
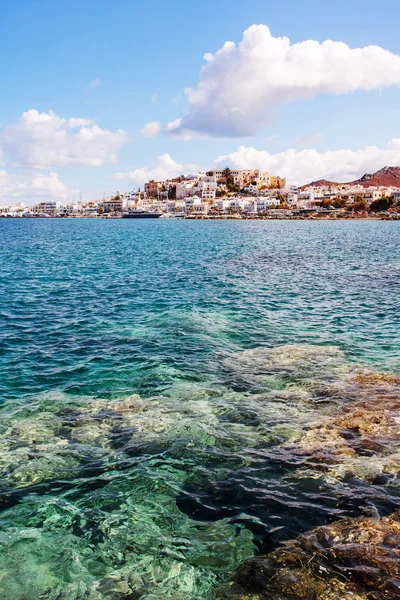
[0,219,399,599]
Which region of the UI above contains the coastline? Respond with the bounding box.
[1,214,399,221]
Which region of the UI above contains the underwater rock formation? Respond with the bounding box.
[218,511,400,600]
[177,352,400,554]
[290,368,400,483]
[1,346,346,492]
[223,344,352,394]
[0,345,398,598]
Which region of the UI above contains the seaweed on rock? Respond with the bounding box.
[218,511,400,600]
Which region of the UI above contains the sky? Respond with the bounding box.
[2,0,400,204]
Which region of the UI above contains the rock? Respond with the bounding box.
[96,574,143,599]
[219,512,400,599]
[277,367,400,484]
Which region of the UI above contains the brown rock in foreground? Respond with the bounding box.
[218,512,400,600]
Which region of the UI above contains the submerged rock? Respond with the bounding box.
[0,346,398,599]
[290,368,400,483]
[0,345,370,491]
[223,344,351,394]
[176,355,400,556]
[219,511,400,600]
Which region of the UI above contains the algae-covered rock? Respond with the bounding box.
[289,368,400,483]
[219,511,400,599]
[223,344,351,393]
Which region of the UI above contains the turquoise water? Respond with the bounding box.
[0,219,399,599]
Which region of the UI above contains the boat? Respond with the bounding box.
[122,211,162,219]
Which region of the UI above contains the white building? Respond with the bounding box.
[361,187,389,203]
[32,201,65,215]
[185,195,209,214]
[102,197,127,212]
[212,199,231,212]
[256,198,281,212]
[176,175,217,200]
[200,179,217,200]
[297,191,322,209]
[210,169,272,189]
[176,180,197,199]
[243,184,258,195]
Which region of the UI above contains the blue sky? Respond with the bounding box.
[2,0,400,203]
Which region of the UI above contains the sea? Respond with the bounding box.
[0,218,399,599]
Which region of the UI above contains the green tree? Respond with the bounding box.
[352,199,369,212]
[222,167,235,190]
[333,198,347,208]
[369,196,394,212]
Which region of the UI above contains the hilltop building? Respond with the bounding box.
[144,169,286,201]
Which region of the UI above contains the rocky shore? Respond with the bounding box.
[217,368,400,600]
[218,511,400,599]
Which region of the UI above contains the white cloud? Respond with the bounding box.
[295,132,324,146]
[215,139,400,184]
[0,170,77,206]
[165,118,209,140]
[139,121,161,138]
[167,24,400,138]
[166,118,182,133]
[90,78,101,88]
[0,109,128,168]
[151,92,158,104]
[171,93,181,106]
[388,138,400,150]
[114,153,197,185]
[66,117,94,129]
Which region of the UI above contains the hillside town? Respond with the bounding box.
[2,167,400,219]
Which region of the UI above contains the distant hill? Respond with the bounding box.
[302,178,339,188]
[302,166,400,189]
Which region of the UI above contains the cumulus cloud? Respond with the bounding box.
[295,132,324,146]
[0,109,128,168]
[215,139,400,184]
[165,118,209,140]
[167,24,400,138]
[0,170,77,206]
[66,117,94,129]
[388,139,400,150]
[114,153,197,185]
[139,121,161,137]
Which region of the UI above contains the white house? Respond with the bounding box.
[185,195,209,214]
[243,184,258,195]
[32,201,66,215]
